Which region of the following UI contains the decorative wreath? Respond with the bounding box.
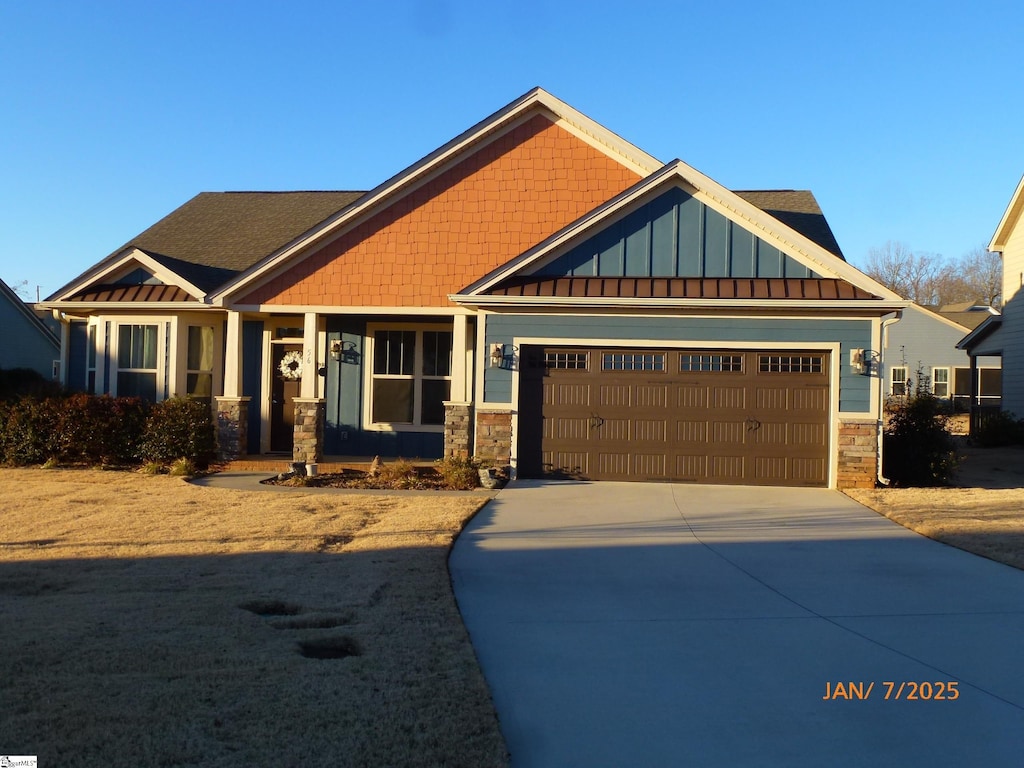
[279,350,303,380]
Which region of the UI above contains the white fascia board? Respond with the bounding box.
[211,88,661,306]
[667,162,903,300]
[40,301,213,312]
[460,162,683,295]
[989,173,1024,252]
[228,304,477,316]
[51,248,207,302]
[450,294,909,313]
[956,314,1003,351]
[459,160,904,301]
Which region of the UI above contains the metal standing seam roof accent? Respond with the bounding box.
[66,284,198,303]
[485,277,880,300]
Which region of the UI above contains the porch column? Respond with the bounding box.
[300,312,319,399]
[443,315,474,458]
[223,311,243,398]
[451,314,469,402]
[294,312,325,463]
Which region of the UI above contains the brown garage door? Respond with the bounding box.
[517,347,830,486]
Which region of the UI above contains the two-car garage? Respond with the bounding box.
[516,346,831,487]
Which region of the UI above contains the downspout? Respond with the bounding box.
[876,312,901,486]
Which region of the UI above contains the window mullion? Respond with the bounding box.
[413,331,424,425]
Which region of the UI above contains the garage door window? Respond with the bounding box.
[680,353,743,372]
[759,354,823,374]
[602,352,665,371]
[545,351,589,370]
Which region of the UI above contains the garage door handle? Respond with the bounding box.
[745,417,761,432]
[590,414,605,430]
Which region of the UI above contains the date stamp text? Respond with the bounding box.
[822,681,960,701]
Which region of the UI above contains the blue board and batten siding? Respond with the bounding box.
[483,314,874,413]
[323,317,442,458]
[241,321,265,455]
[537,187,819,280]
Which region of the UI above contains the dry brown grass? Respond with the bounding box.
[0,468,508,768]
[846,445,1024,570]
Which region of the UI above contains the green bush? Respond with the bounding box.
[0,394,148,466]
[0,367,63,402]
[0,398,56,465]
[972,411,1024,447]
[138,397,216,469]
[883,389,958,486]
[49,394,147,465]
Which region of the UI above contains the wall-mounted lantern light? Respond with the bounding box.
[490,343,505,368]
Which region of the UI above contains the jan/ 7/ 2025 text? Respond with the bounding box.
[822,681,960,701]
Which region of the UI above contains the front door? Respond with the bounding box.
[270,344,302,453]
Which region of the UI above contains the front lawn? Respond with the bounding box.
[0,468,508,767]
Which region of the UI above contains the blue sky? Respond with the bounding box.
[1,0,1022,300]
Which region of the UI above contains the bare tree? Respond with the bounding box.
[863,243,1002,308]
[863,241,942,303]
[6,279,32,301]
[957,247,1002,307]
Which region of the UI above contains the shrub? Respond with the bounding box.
[0,398,56,465]
[168,457,198,477]
[435,455,480,490]
[0,367,62,402]
[377,458,418,489]
[139,398,216,469]
[883,387,958,487]
[49,394,147,466]
[972,411,1024,447]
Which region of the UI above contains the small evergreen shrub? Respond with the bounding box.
[883,383,958,486]
[0,367,62,402]
[0,398,55,465]
[49,394,147,465]
[139,398,216,469]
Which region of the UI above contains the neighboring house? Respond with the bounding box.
[885,303,1001,407]
[960,173,1024,417]
[0,276,60,378]
[40,88,907,489]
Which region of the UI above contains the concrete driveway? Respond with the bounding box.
[449,481,1024,767]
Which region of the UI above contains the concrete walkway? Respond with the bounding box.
[449,481,1024,767]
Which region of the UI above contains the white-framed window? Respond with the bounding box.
[87,324,97,393]
[890,366,909,396]
[366,325,452,429]
[116,323,159,401]
[186,325,215,402]
[932,367,950,398]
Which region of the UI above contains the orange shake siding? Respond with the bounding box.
[241,113,642,307]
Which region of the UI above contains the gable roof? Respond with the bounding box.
[455,160,904,304]
[990,173,1024,252]
[48,191,365,301]
[210,88,662,305]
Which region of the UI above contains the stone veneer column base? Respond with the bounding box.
[292,398,325,464]
[837,419,879,489]
[214,396,250,461]
[475,410,512,466]
[443,401,473,459]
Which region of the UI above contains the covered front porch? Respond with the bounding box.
[214,309,479,465]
